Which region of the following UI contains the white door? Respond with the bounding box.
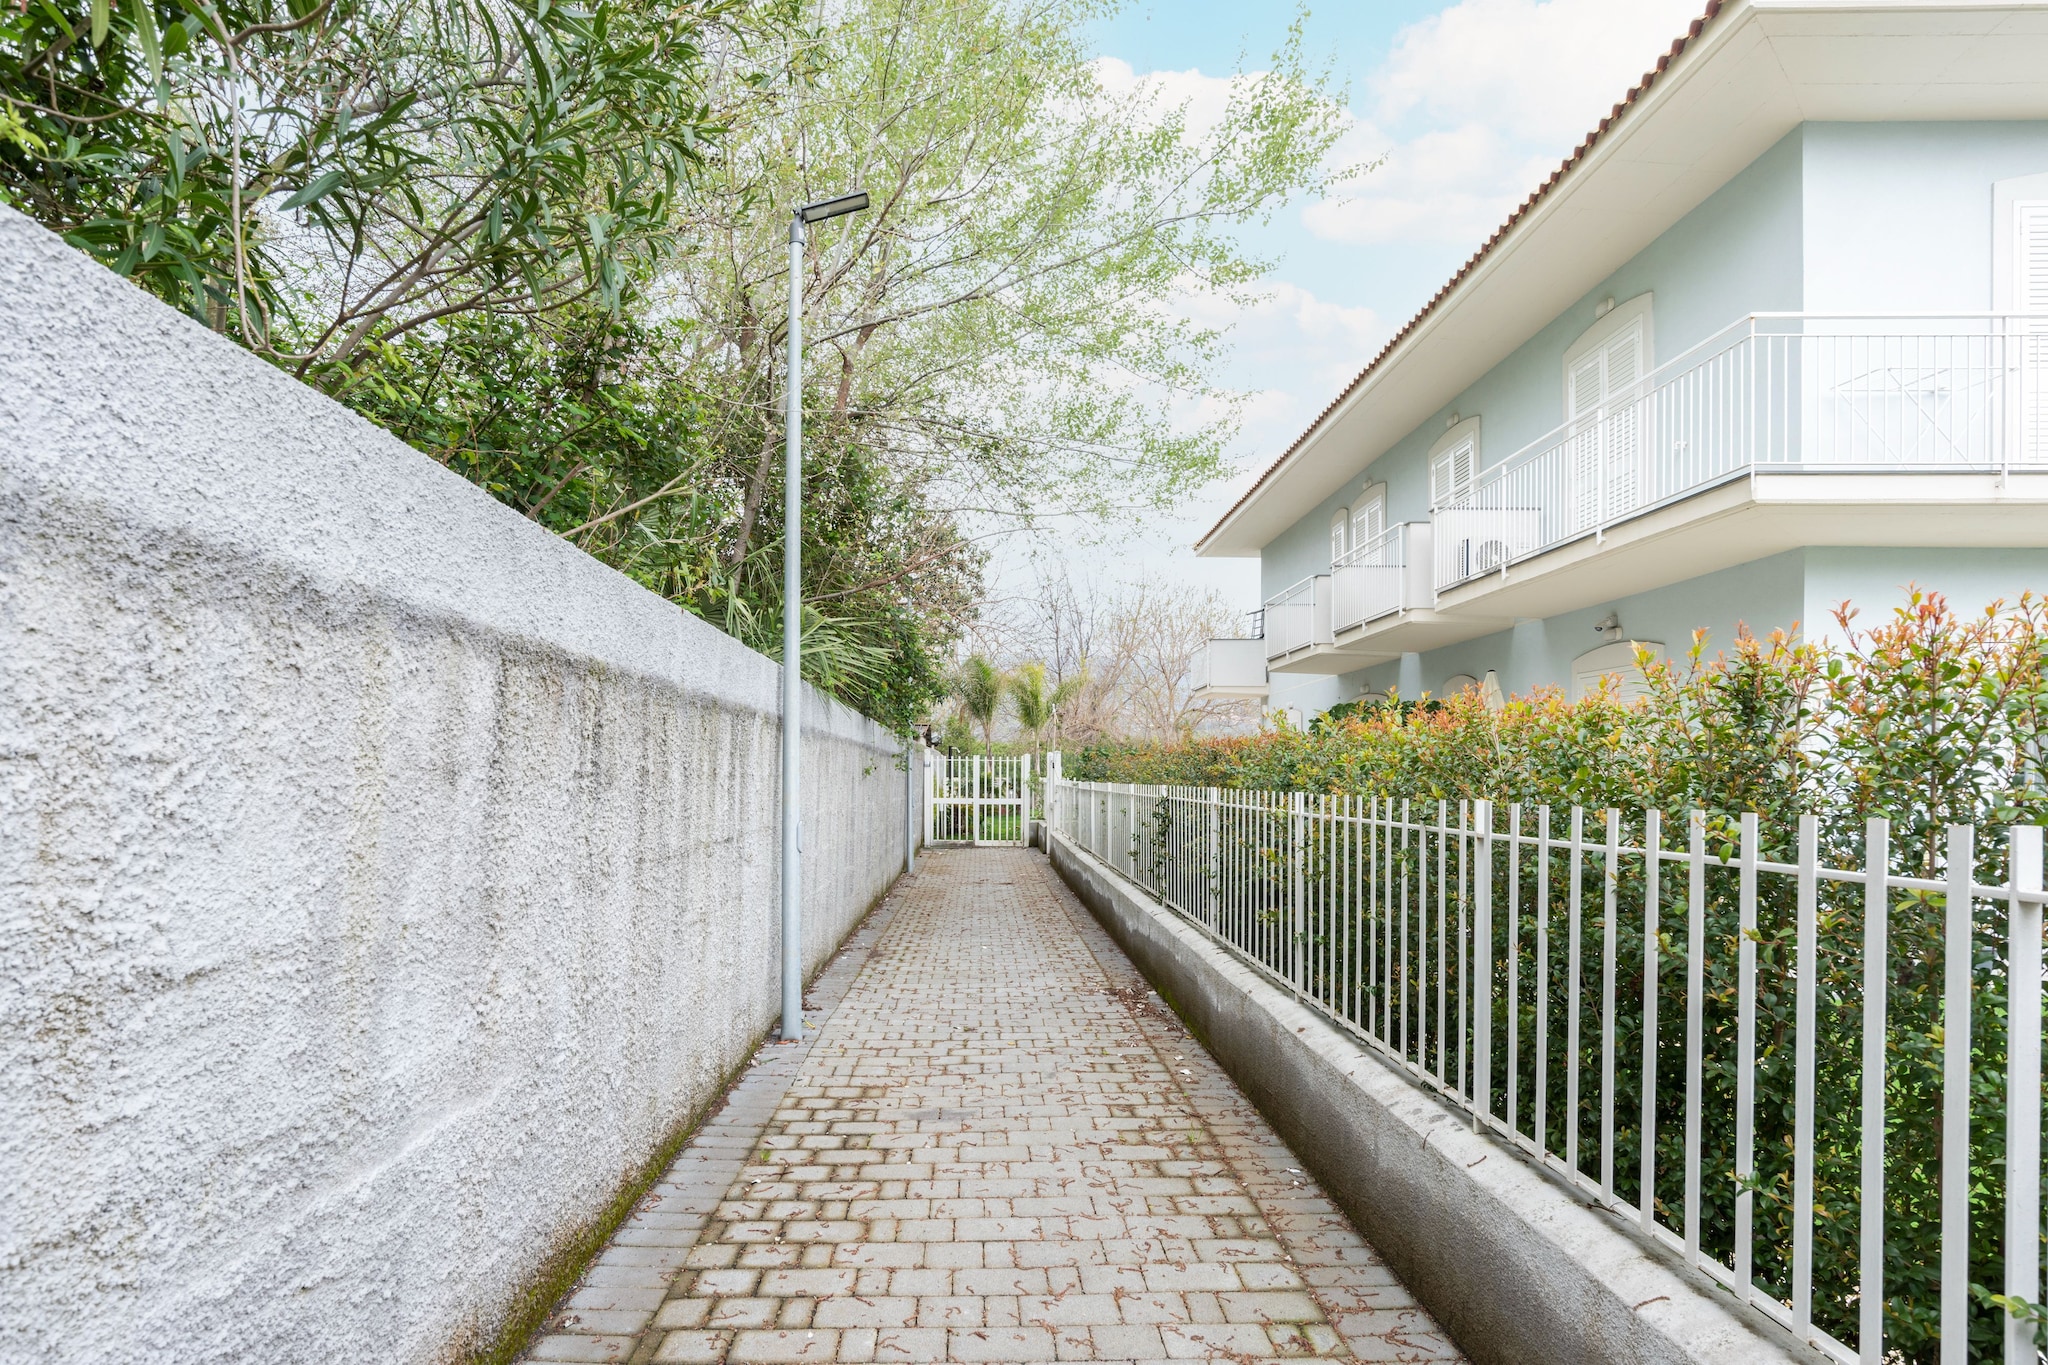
[2018,202,2048,463]
[1568,321,1645,529]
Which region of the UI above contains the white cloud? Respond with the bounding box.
[1308,0,1704,247]
[1088,56,1254,140]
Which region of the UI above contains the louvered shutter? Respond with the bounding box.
[2019,204,2048,461]
[1569,350,1605,528]
[1430,438,1473,508]
[1352,493,1385,562]
[1603,323,1643,514]
[1330,509,1349,565]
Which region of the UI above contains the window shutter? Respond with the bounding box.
[2020,203,2048,314]
[1352,493,1385,551]
[2018,204,2048,461]
[1330,508,1349,563]
[1431,438,1474,508]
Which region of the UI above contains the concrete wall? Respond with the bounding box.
[1048,833,1829,1365]
[0,208,911,1364]
[1802,120,2048,313]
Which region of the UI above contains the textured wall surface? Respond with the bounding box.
[0,207,909,1364]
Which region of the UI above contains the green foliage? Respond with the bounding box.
[1074,591,2048,1362]
[1,0,727,369]
[952,654,1005,752]
[346,308,967,727]
[5,0,1349,730]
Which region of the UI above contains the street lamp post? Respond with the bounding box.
[781,190,868,1044]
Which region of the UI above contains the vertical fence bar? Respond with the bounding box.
[1508,803,1523,1138]
[2006,825,2044,1365]
[1568,806,1585,1178]
[1793,814,1820,1337]
[1684,810,1705,1262]
[1860,817,1890,1365]
[1417,798,1429,1072]
[1938,823,1975,1365]
[1537,806,1552,1160]
[1402,798,1414,1059]
[1475,800,1494,1126]
[1641,808,1662,1234]
[1384,796,1396,1043]
[1602,808,1620,1202]
[1459,800,1471,1101]
[1438,800,1450,1084]
[1736,811,1758,1302]
[1368,797,1380,1041]
[1290,791,1306,994]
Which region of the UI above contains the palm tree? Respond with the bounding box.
[1009,662,1083,758]
[953,655,1005,753]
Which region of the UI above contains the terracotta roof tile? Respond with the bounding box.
[1198,1,1726,551]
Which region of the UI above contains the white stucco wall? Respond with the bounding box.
[0,207,910,1363]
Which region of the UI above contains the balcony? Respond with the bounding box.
[1191,630,1270,700]
[1431,314,2048,621]
[1327,521,1502,659]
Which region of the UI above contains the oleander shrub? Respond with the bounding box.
[1069,591,2048,1360]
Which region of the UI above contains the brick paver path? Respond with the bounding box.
[528,849,1462,1364]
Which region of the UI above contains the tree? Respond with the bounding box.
[648,0,1353,609]
[952,654,1005,754]
[992,570,1259,743]
[2,0,729,377]
[1009,661,1081,758]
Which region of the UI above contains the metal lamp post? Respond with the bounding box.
[781,190,868,1044]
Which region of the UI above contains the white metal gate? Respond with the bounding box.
[925,753,1032,846]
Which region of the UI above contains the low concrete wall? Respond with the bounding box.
[1048,832,1828,1365]
[0,208,912,1364]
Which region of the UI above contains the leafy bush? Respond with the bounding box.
[1070,591,2048,1360]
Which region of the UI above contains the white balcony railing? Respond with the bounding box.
[1434,314,2048,591]
[1331,521,1435,631]
[1192,636,1269,693]
[1262,575,1331,661]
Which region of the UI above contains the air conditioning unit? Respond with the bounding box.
[1466,536,1515,573]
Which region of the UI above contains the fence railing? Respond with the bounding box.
[1434,314,2048,592]
[1262,575,1330,661]
[1046,777,2046,1365]
[926,753,1031,846]
[1331,520,1434,632]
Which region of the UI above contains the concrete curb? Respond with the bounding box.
[1048,833,1831,1365]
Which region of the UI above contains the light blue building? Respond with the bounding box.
[1194,0,2048,723]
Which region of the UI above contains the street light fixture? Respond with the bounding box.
[780,190,869,1045]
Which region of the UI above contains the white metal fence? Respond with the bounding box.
[926,754,1032,845]
[1263,576,1329,661]
[1435,314,2048,591]
[1047,777,2046,1365]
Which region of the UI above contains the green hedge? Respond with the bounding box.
[1069,592,2048,1360]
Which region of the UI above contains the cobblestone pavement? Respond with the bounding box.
[526,849,1463,1364]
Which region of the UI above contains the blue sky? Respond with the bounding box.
[1031,0,1709,611]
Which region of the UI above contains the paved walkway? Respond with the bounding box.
[527,849,1461,1364]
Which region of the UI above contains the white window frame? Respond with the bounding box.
[1428,416,1481,510]
[1562,293,1654,409]
[1350,485,1387,559]
[1992,171,2048,310]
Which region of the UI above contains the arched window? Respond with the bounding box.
[1570,640,1667,704]
[1330,507,1350,565]
[1351,487,1386,561]
[1429,418,1481,510]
